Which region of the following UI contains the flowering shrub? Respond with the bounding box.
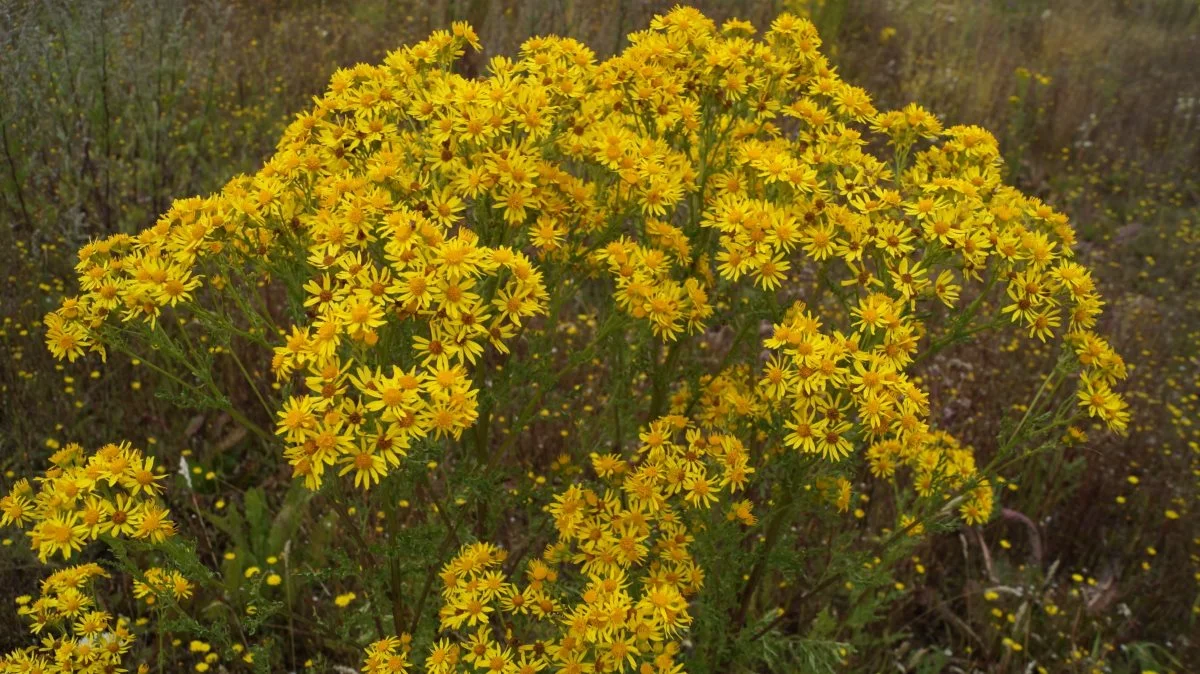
[5,7,1135,673]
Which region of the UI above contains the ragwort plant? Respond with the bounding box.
[5,7,1131,673]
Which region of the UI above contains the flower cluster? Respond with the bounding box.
[272,233,546,490]
[363,635,414,674]
[757,300,993,523]
[595,236,713,341]
[677,365,770,429]
[43,24,572,491]
[0,441,175,561]
[363,415,750,673]
[131,566,195,607]
[867,430,992,525]
[0,564,139,674]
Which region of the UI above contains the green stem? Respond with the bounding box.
[683,308,762,419]
[1003,362,1063,452]
[649,336,686,420]
[732,475,802,632]
[228,344,273,419]
[912,268,1000,365]
[111,334,271,441]
[492,312,629,467]
[389,556,406,637]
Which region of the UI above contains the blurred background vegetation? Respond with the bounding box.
[2,0,1197,670]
